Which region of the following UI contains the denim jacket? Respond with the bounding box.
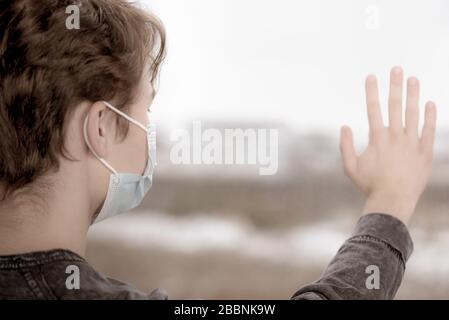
[0,213,413,300]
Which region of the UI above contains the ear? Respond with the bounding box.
[84,101,111,159]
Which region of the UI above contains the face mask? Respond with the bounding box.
[83,101,157,224]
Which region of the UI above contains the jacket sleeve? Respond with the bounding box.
[290,213,413,300]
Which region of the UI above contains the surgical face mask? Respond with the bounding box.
[83,101,157,224]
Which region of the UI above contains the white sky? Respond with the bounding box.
[143,0,449,142]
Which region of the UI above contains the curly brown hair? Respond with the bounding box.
[0,0,166,198]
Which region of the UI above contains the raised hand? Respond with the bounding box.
[340,67,437,225]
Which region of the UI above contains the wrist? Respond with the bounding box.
[362,191,418,225]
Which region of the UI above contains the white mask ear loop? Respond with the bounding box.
[83,115,118,175]
[102,101,148,132]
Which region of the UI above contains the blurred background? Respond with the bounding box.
[88,0,449,299]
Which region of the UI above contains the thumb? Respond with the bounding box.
[340,126,358,177]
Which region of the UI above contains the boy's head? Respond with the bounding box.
[0,0,165,202]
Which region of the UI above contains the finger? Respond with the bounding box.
[365,75,384,134]
[405,77,420,138]
[388,66,404,133]
[421,101,437,154]
[340,126,358,177]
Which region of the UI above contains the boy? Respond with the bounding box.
[0,0,437,299]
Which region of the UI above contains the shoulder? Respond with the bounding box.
[39,255,167,300]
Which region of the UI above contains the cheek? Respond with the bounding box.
[113,128,148,175]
